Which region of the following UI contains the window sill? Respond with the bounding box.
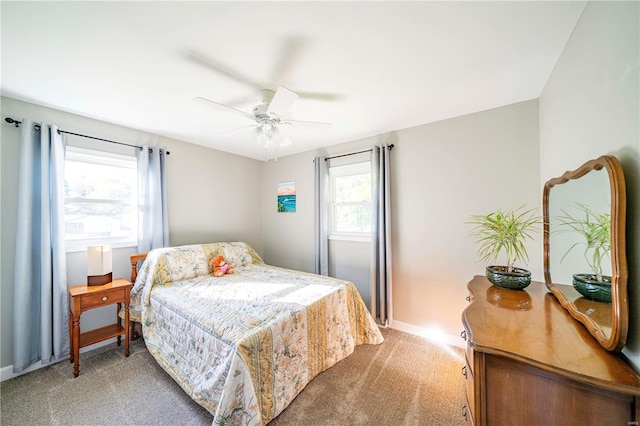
[328,234,371,243]
[66,242,138,253]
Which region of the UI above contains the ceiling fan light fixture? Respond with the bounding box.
[196,85,331,155]
[255,124,267,146]
[270,126,285,145]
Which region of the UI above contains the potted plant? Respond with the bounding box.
[556,203,612,302]
[467,205,539,290]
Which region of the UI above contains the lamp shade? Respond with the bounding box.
[87,245,112,286]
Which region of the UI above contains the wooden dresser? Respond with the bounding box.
[461,275,640,426]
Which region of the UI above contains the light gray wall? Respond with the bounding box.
[260,147,375,308]
[261,100,541,341]
[260,151,318,273]
[1,96,263,369]
[392,100,541,337]
[539,1,639,370]
[329,240,372,311]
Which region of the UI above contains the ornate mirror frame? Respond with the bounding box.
[543,155,628,352]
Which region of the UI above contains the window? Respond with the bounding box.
[64,146,138,251]
[329,161,372,240]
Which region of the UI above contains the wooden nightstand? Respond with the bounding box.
[68,278,133,377]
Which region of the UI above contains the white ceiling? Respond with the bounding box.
[1,1,586,161]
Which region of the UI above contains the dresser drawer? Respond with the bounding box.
[465,396,476,426]
[465,343,474,373]
[80,288,126,310]
[464,343,476,425]
[465,355,475,416]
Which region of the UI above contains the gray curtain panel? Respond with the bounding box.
[137,146,169,253]
[13,119,69,373]
[313,156,329,276]
[371,144,392,326]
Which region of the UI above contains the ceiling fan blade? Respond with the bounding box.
[278,136,292,147]
[270,36,307,86]
[185,49,264,91]
[295,91,346,102]
[267,86,298,117]
[194,97,255,121]
[282,119,332,129]
[218,93,262,108]
[217,124,257,137]
[269,36,344,102]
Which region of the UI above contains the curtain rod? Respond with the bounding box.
[4,117,170,155]
[324,144,394,161]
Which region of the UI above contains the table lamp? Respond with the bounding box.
[87,245,112,286]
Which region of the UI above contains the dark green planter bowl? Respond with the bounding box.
[486,266,531,290]
[572,274,612,303]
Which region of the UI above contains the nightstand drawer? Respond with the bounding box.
[80,288,126,309]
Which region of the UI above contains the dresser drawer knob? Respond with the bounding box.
[462,404,467,420]
[466,295,470,302]
[460,330,467,340]
[461,365,467,378]
[102,296,108,302]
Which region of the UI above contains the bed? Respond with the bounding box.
[127,242,383,425]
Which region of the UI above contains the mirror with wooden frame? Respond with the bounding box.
[543,155,627,352]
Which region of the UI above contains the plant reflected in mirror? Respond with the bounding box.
[556,202,611,282]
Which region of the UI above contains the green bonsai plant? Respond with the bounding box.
[467,205,539,289]
[556,203,611,282]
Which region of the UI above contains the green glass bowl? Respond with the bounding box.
[572,274,612,303]
[486,266,531,290]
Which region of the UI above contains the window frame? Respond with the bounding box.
[328,161,372,242]
[64,146,138,252]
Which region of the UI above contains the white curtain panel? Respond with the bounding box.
[313,156,329,276]
[137,146,169,253]
[13,119,69,373]
[371,144,393,326]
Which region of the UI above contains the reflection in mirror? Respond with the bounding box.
[549,168,613,322]
[543,155,627,352]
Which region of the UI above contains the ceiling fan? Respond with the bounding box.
[186,37,340,156]
[195,85,332,153]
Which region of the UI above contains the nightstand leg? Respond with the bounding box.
[124,302,130,357]
[72,316,80,377]
[116,302,122,347]
[69,309,74,363]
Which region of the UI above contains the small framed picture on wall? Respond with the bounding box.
[277,181,296,212]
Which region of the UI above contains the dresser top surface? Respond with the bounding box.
[462,275,640,394]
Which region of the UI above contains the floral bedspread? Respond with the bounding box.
[130,242,383,425]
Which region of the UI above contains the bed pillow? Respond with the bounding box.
[219,242,263,267]
[201,242,263,268]
[161,245,210,282]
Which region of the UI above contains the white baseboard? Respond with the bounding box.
[389,320,465,349]
[1,338,117,382]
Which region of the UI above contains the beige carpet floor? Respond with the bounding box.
[1,328,465,425]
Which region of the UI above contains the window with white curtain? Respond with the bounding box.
[64,146,138,251]
[329,161,372,241]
